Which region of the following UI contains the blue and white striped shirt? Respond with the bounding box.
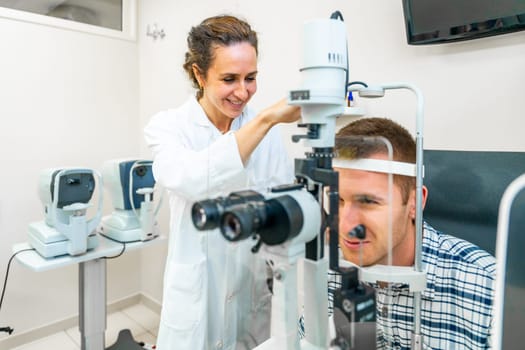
[323,222,496,349]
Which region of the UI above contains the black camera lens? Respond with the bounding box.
[191,190,265,232]
[220,201,266,242]
[221,212,245,241]
[191,200,222,230]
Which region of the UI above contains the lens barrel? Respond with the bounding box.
[192,199,222,230]
[191,190,265,231]
[192,188,318,248]
[218,194,304,245]
[220,201,266,241]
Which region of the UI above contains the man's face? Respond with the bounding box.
[336,158,416,267]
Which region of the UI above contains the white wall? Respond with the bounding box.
[338,1,525,152]
[0,14,140,339]
[138,0,525,305]
[138,0,525,155]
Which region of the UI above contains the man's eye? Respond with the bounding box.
[246,76,256,81]
[223,77,235,82]
[358,196,378,205]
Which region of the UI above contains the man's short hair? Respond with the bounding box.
[335,117,416,204]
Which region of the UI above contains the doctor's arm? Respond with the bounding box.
[144,116,246,200]
[235,99,300,165]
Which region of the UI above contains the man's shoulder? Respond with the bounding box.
[423,222,496,276]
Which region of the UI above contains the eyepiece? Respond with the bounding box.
[221,212,244,241]
[191,188,320,249]
[191,190,265,231]
[191,200,222,230]
[220,203,260,241]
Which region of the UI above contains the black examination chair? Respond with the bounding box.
[423,150,525,349]
[106,329,146,350]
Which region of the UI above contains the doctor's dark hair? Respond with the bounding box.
[335,117,416,204]
[183,15,258,99]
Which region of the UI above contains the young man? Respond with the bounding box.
[333,117,495,349]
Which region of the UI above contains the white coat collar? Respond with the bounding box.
[188,95,246,132]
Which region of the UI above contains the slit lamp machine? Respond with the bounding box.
[191,9,428,350]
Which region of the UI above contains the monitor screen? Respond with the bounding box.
[403,0,525,45]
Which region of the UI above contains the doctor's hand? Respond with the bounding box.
[235,98,300,165]
[260,98,301,126]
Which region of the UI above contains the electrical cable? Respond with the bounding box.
[1,248,36,335]
[347,81,368,88]
[99,233,127,259]
[98,233,159,260]
[330,10,344,21]
[347,82,368,104]
[329,11,350,104]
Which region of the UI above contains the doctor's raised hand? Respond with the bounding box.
[236,98,301,164]
[144,14,299,350]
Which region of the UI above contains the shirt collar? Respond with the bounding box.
[189,95,212,128]
[420,222,437,299]
[189,95,246,131]
[376,224,438,299]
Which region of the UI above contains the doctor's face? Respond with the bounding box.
[336,159,417,267]
[197,42,257,123]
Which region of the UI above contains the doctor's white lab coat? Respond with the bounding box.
[144,96,294,350]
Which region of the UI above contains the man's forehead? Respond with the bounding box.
[333,157,417,178]
[336,167,396,196]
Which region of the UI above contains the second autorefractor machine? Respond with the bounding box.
[98,159,161,242]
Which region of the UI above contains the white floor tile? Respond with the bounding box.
[134,331,157,347]
[150,326,159,337]
[10,303,159,350]
[121,303,160,332]
[105,310,148,346]
[65,325,81,346]
[11,332,79,350]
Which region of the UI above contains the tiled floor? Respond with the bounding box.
[11,303,159,350]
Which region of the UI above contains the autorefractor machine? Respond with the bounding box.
[98,159,161,243]
[27,168,103,258]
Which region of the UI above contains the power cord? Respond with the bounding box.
[347,81,368,88]
[1,248,36,335]
[99,233,160,260]
[99,233,128,259]
[347,81,369,107]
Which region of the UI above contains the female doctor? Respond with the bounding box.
[144,15,301,350]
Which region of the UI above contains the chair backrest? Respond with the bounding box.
[423,150,525,255]
[423,149,525,348]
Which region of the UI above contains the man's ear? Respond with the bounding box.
[409,185,428,220]
[324,226,330,242]
[421,185,428,209]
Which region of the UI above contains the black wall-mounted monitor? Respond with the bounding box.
[402,0,525,45]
